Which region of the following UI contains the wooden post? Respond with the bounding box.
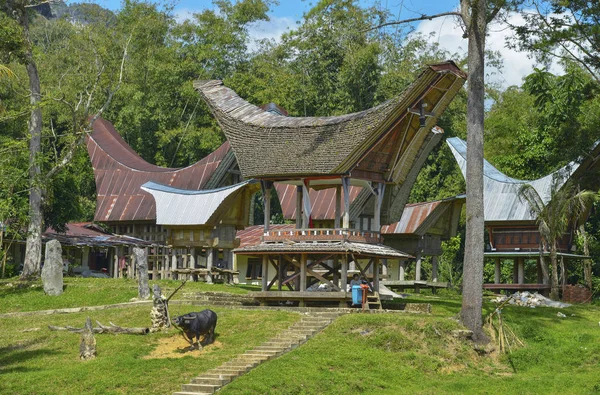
[333,256,340,286]
[513,258,518,284]
[518,257,525,284]
[537,258,543,284]
[334,185,341,229]
[82,247,90,271]
[342,177,350,229]
[189,248,196,268]
[415,253,422,294]
[296,185,302,229]
[431,256,438,282]
[206,248,214,284]
[278,255,282,291]
[494,257,501,284]
[373,183,385,232]
[300,254,307,292]
[374,258,380,292]
[261,181,272,232]
[261,255,268,291]
[399,260,406,281]
[415,253,422,281]
[341,255,348,292]
[161,248,167,280]
[302,180,311,228]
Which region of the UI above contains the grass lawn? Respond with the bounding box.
[0,277,259,314]
[1,279,599,394]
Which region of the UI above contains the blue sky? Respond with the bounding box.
[75,1,561,89]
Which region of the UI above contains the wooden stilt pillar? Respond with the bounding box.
[381,258,388,279]
[341,255,348,292]
[415,253,422,293]
[513,258,518,284]
[537,258,543,284]
[112,247,119,279]
[150,247,157,280]
[333,256,339,286]
[495,258,501,284]
[342,177,350,229]
[300,254,307,292]
[518,257,525,284]
[296,185,302,229]
[431,256,438,282]
[261,181,272,232]
[399,260,406,281]
[374,258,380,293]
[302,180,311,229]
[161,248,167,280]
[261,255,268,291]
[334,185,341,229]
[373,183,385,232]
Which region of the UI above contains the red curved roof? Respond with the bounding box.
[87,118,231,222]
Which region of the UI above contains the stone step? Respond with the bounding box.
[181,383,220,394]
[173,391,212,395]
[190,377,230,386]
[195,373,237,382]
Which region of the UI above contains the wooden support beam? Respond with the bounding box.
[206,248,214,284]
[374,258,380,292]
[494,258,501,284]
[296,185,302,229]
[300,254,307,291]
[341,256,348,291]
[431,256,438,282]
[302,180,311,228]
[518,257,525,285]
[373,183,385,232]
[261,255,268,291]
[261,181,273,232]
[342,177,350,229]
[335,185,341,229]
[399,260,406,281]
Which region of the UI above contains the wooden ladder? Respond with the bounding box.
[364,292,382,310]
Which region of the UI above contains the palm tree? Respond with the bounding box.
[0,64,15,79]
[519,174,598,300]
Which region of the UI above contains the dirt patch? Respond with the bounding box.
[144,335,222,359]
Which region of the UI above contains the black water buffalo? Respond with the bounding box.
[173,309,217,349]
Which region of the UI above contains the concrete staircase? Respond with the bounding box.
[173,311,342,395]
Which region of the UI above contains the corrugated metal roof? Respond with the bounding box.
[43,222,153,247]
[141,180,256,226]
[447,137,578,222]
[87,118,231,223]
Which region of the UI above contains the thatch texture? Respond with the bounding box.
[194,61,466,182]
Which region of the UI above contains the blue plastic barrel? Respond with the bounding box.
[352,285,363,305]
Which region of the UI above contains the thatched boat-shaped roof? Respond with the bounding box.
[194,61,466,184]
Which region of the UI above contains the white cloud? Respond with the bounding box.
[414,12,563,89]
[247,16,296,50]
[173,8,196,24]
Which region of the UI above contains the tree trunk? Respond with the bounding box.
[580,224,592,290]
[549,247,559,300]
[460,0,488,344]
[19,4,44,279]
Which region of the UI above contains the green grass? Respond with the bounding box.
[0,305,298,394]
[0,277,260,314]
[2,279,600,394]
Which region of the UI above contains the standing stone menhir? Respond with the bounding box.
[42,239,63,296]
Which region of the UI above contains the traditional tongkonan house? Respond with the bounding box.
[194,61,467,307]
[86,117,239,279]
[140,180,260,283]
[447,137,600,295]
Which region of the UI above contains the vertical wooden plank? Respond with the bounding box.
[171,249,177,280]
[494,257,501,284]
[190,248,196,269]
[399,260,406,281]
[302,180,311,228]
[261,255,268,291]
[334,185,341,229]
[296,185,303,229]
[517,257,524,284]
[333,256,340,287]
[373,183,385,232]
[261,181,272,232]
[374,258,380,292]
[431,256,438,282]
[112,246,118,279]
[277,255,282,291]
[342,178,350,229]
[415,252,422,281]
[300,254,307,292]
[341,255,348,292]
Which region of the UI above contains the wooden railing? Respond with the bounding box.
[262,228,382,244]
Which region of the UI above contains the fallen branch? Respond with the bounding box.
[49,321,149,335]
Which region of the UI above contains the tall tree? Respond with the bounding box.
[1,1,131,278]
[369,0,510,343]
[519,177,598,300]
